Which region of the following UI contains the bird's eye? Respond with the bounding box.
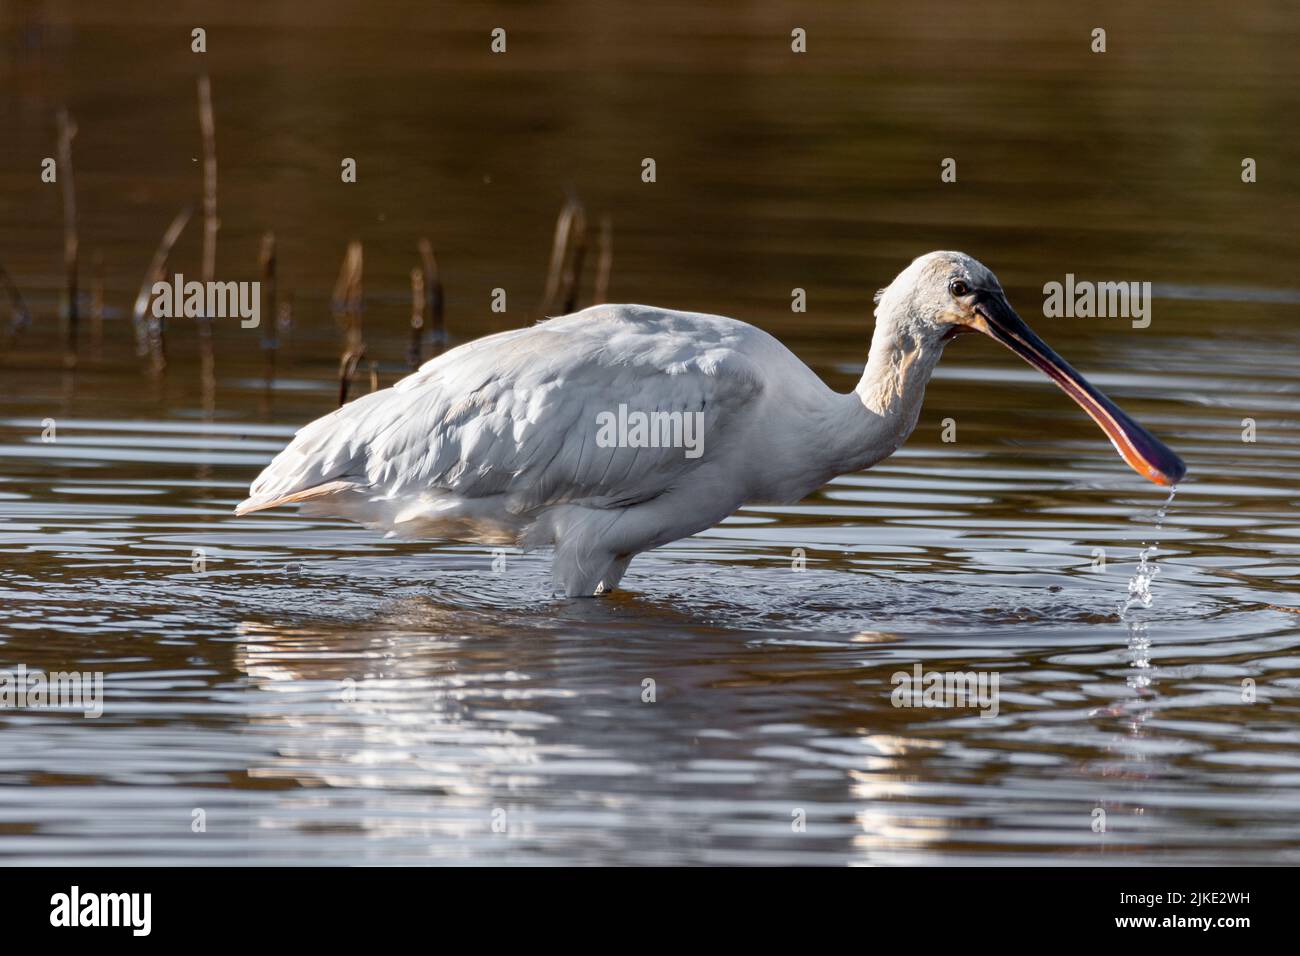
[949,280,971,297]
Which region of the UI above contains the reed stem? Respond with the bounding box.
[56,110,78,364]
[0,259,32,348]
[333,241,364,405]
[418,237,445,354]
[540,196,586,316]
[593,215,612,304]
[131,206,193,375]
[408,266,424,369]
[197,75,218,339]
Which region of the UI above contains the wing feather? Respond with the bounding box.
[238,305,764,522]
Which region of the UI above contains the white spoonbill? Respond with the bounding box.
[236,251,1185,596]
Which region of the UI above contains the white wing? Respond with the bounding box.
[236,305,766,538]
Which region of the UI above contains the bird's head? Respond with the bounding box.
[874,250,1186,487]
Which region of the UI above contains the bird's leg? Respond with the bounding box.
[549,483,737,597]
[551,547,630,598]
[598,554,634,594]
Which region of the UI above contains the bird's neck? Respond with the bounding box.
[833,319,945,474]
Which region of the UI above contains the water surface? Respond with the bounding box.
[1,0,1298,865]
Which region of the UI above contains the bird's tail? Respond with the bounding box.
[233,479,361,515]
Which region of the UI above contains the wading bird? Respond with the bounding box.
[237,252,1185,596]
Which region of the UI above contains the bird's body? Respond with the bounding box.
[238,304,929,594]
[238,252,1185,596]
